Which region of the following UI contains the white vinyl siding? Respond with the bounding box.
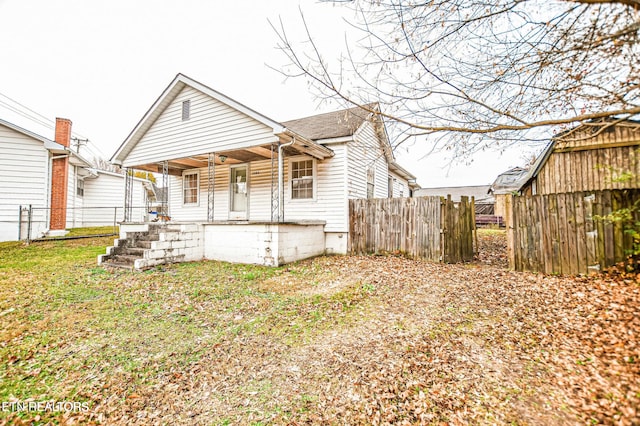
[0,124,50,241]
[81,173,146,226]
[124,86,278,167]
[165,144,349,232]
[347,121,389,199]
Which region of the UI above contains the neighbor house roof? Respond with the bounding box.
[415,185,494,203]
[0,117,93,167]
[0,117,53,145]
[283,103,378,141]
[490,167,530,195]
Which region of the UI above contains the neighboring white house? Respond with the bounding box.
[0,117,147,242]
[102,73,419,268]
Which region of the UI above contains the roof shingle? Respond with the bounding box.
[282,104,377,141]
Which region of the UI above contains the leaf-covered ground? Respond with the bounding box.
[0,231,638,425]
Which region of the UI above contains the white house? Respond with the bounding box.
[100,73,418,269]
[0,117,146,242]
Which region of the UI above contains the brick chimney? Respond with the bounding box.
[50,118,72,231]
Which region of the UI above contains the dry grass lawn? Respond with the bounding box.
[0,231,638,425]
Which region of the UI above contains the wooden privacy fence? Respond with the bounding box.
[349,196,476,263]
[507,189,640,275]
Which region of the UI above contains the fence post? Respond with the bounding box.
[471,196,478,256]
[505,195,515,270]
[18,205,22,241]
[26,204,33,245]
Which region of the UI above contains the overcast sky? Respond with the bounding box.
[0,0,540,188]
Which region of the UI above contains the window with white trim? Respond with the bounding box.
[76,178,84,198]
[291,159,314,199]
[182,100,191,121]
[367,167,375,199]
[183,171,199,205]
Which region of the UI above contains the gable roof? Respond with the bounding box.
[283,103,378,141]
[0,117,55,145]
[284,103,418,184]
[0,117,93,167]
[111,73,287,164]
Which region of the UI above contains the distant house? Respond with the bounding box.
[415,185,494,212]
[102,73,419,268]
[489,167,529,219]
[0,117,146,242]
[518,118,640,195]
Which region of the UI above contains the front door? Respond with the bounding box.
[229,165,248,220]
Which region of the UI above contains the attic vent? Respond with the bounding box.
[182,100,191,121]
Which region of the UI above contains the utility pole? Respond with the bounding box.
[71,137,89,153]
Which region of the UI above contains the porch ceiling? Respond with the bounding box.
[128,140,333,176]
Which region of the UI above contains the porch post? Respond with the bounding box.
[207,153,215,222]
[124,168,133,222]
[278,138,296,222]
[271,143,279,222]
[161,161,168,222]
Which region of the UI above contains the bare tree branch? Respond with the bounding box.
[273,0,640,154]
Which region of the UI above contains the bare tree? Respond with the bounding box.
[273,0,640,153]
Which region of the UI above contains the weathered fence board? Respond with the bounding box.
[349,196,475,263]
[509,189,640,274]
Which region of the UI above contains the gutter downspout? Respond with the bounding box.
[278,137,295,222]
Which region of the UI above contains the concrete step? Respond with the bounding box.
[148,225,182,234]
[111,254,141,265]
[123,247,146,256]
[132,234,160,242]
[135,240,153,249]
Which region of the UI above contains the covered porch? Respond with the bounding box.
[121,133,333,224]
[100,136,334,269]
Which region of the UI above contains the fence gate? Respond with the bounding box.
[348,196,476,263]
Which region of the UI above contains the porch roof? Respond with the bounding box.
[128,134,333,177]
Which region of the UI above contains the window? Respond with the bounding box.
[367,167,375,199]
[388,176,394,198]
[76,178,84,198]
[183,171,199,205]
[182,100,191,121]
[291,159,314,199]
